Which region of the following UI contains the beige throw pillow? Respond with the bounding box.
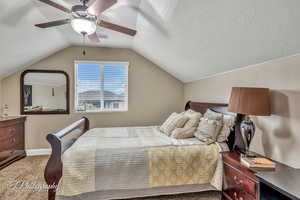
[160,113,189,136]
[217,114,236,142]
[204,109,223,121]
[171,127,197,139]
[195,118,222,144]
[183,109,202,119]
[183,109,202,128]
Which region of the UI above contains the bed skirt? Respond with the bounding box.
[57,184,218,200]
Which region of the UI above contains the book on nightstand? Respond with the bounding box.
[241,157,276,168]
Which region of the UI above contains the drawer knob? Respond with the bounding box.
[233,175,243,185]
[10,138,16,143]
[9,127,16,133]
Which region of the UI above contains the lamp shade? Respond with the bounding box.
[228,87,271,116]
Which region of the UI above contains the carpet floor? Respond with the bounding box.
[0,156,221,200]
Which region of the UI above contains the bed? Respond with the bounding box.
[44,101,237,200]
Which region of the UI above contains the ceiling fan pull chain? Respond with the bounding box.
[82,32,86,56]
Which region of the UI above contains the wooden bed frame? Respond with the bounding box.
[45,117,89,200]
[44,101,238,200]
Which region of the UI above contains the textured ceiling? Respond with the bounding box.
[1,0,300,82]
[133,0,300,82]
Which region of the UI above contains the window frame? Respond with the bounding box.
[74,60,129,113]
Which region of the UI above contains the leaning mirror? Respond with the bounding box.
[20,70,69,114]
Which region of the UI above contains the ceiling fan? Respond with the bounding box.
[35,0,137,43]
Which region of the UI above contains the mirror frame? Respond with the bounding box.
[20,69,70,115]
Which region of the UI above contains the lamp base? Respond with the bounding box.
[240,115,256,156]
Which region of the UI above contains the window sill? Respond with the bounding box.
[75,110,128,114]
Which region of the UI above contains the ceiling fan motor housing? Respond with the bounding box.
[80,0,90,6]
[72,5,89,16]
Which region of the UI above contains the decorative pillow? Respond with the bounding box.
[183,109,202,119]
[160,113,189,136]
[204,109,223,121]
[171,127,197,139]
[217,115,236,142]
[183,109,202,128]
[195,118,222,144]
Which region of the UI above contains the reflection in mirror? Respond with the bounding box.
[22,71,69,114]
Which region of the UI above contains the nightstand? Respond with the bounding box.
[221,152,289,200]
[257,169,300,200]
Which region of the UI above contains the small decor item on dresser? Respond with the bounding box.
[2,104,8,118]
[228,87,271,156]
[241,156,276,168]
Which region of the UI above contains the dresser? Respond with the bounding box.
[221,152,289,200]
[0,116,26,170]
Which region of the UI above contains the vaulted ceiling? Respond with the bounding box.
[1,0,300,82]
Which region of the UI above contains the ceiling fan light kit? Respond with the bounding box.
[35,0,137,43]
[71,18,97,35]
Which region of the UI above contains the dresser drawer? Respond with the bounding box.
[229,191,255,200]
[0,125,24,148]
[0,126,18,139]
[1,136,21,150]
[0,117,26,169]
[223,163,257,199]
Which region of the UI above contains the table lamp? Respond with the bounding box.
[228,87,270,156]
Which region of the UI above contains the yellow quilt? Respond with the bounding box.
[149,144,221,188]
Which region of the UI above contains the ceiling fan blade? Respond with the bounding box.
[35,19,71,28]
[37,0,71,13]
[88,32,100,43]
[99,20,137,36]
[88,0,117,16]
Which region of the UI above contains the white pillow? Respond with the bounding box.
[160,113,189,136]
[217,115,236,142]
[195,118,222,144]
[171,127,197,139]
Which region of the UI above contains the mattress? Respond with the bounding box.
[57,126,228,200]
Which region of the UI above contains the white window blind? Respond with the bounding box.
[75,61,128,112]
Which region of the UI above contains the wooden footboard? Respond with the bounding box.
[44,117,89,200]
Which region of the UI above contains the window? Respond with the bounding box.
[75,61,128,112]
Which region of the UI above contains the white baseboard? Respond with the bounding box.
[26,149,52,156]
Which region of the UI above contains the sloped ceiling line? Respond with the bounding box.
[1,0,300,83]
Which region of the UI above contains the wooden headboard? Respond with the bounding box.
[185,101,236,151]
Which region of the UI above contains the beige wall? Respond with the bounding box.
[0,79,2,115]
[2,46,184,149]
[185,54,300,168]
